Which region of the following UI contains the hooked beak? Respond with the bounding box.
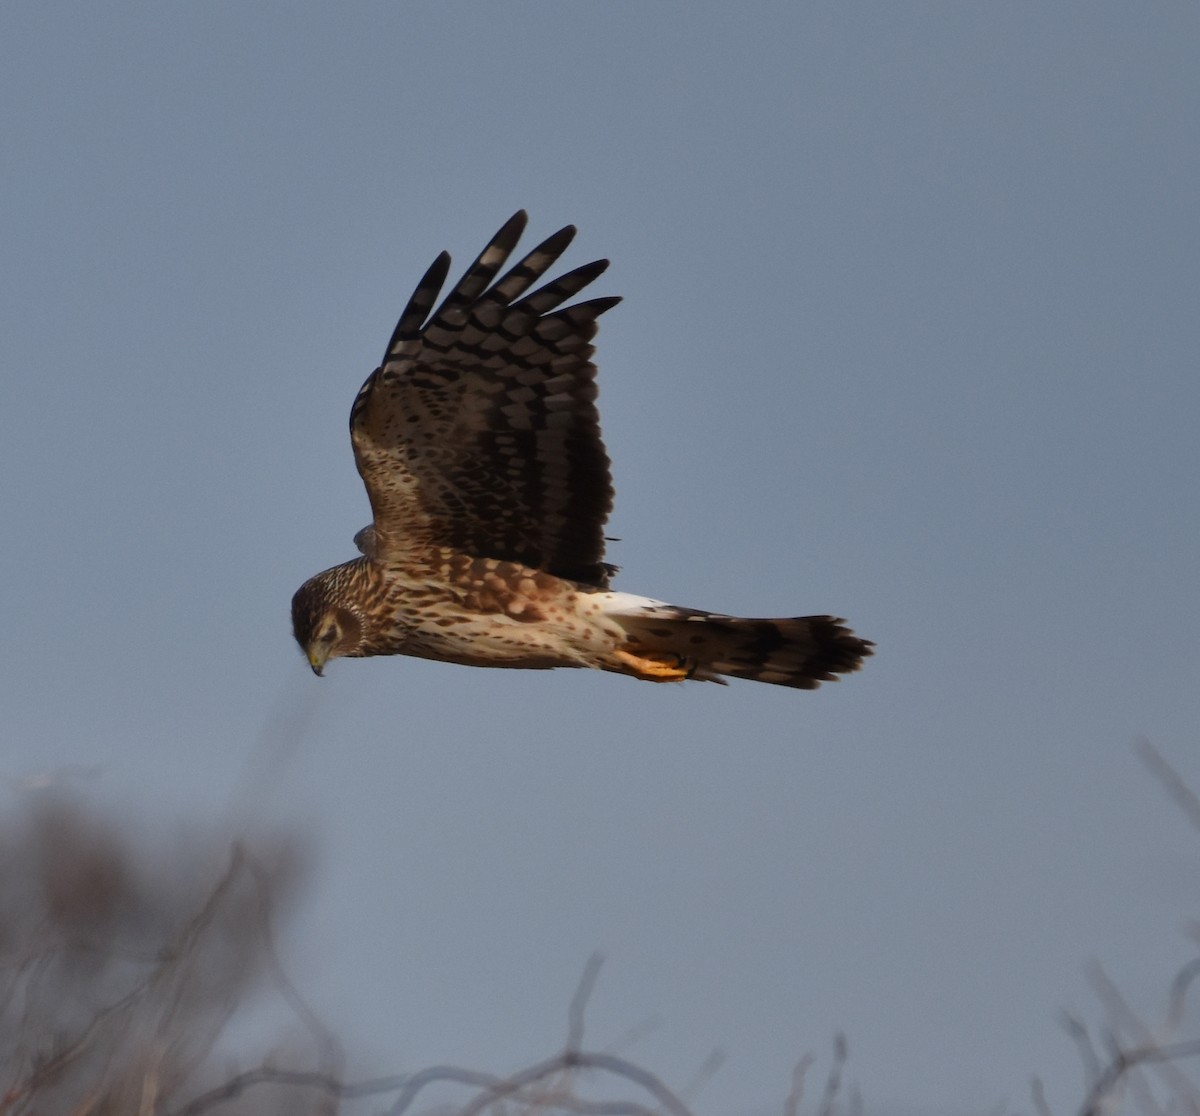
[306,645,329,677]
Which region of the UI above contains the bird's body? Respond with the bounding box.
[292,213,873,688]
[299,551,617,672]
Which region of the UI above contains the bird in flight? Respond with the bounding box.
[292,213,872,688]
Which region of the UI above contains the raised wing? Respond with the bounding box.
[349,212,621,587]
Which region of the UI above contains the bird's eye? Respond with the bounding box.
[320,627,338,644]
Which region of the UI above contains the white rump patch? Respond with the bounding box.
[593,591,675,617]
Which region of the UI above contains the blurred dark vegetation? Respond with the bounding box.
[0,792,752,1116]
[0,794,313,1115]
[2,740,1199,1115]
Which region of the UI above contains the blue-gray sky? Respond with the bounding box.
[3,5,1199,1114]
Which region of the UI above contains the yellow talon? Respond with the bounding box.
[614,648,691,682]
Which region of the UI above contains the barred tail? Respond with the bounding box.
[601,595,873,689]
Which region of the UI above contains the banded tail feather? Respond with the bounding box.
[599,594,873,689]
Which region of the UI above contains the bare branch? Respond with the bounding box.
[1078,1039,1200,1116]
[1087,960,1200,1105]
[1030,1075,1054,1116]
[783,1054,815,1116]
[1135,739,1200,836]
[1061,1012,1103,1090]
[454,1051,695,1116]
[816,1033,848,1116]
[167,1046,701,1116]
[567,953,606,1055]
[601,1015,661,1058]
[1166,959,1200,1032]
[676,1048,724,1104]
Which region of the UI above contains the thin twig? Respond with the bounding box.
[1060,1012,1102,1090]
[676,1048,724,1104]
[783,1054,814,1116]
[1087,960,1200,1105]
[168,1049,695,1116]
[1030,1075,1053,1116]
[1166,958,1200,1032]
[601,1014,661,1058]
[567,953,606,1055]
[1078,1039,1200,1116]
[455,1051,695,1116]
[816,1033,848,1116]
[1135,739,1200,835]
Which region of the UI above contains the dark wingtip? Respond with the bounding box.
[590,295,623,316]
[536,224,578,258]
[495,210,529,246]
[573,258,610,282]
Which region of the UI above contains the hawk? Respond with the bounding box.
[292,213,873,688]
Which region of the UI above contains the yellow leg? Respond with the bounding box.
[614,647,692,682]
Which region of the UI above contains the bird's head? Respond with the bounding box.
[291,571,365,676]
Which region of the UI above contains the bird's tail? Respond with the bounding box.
[597,593,873,689]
